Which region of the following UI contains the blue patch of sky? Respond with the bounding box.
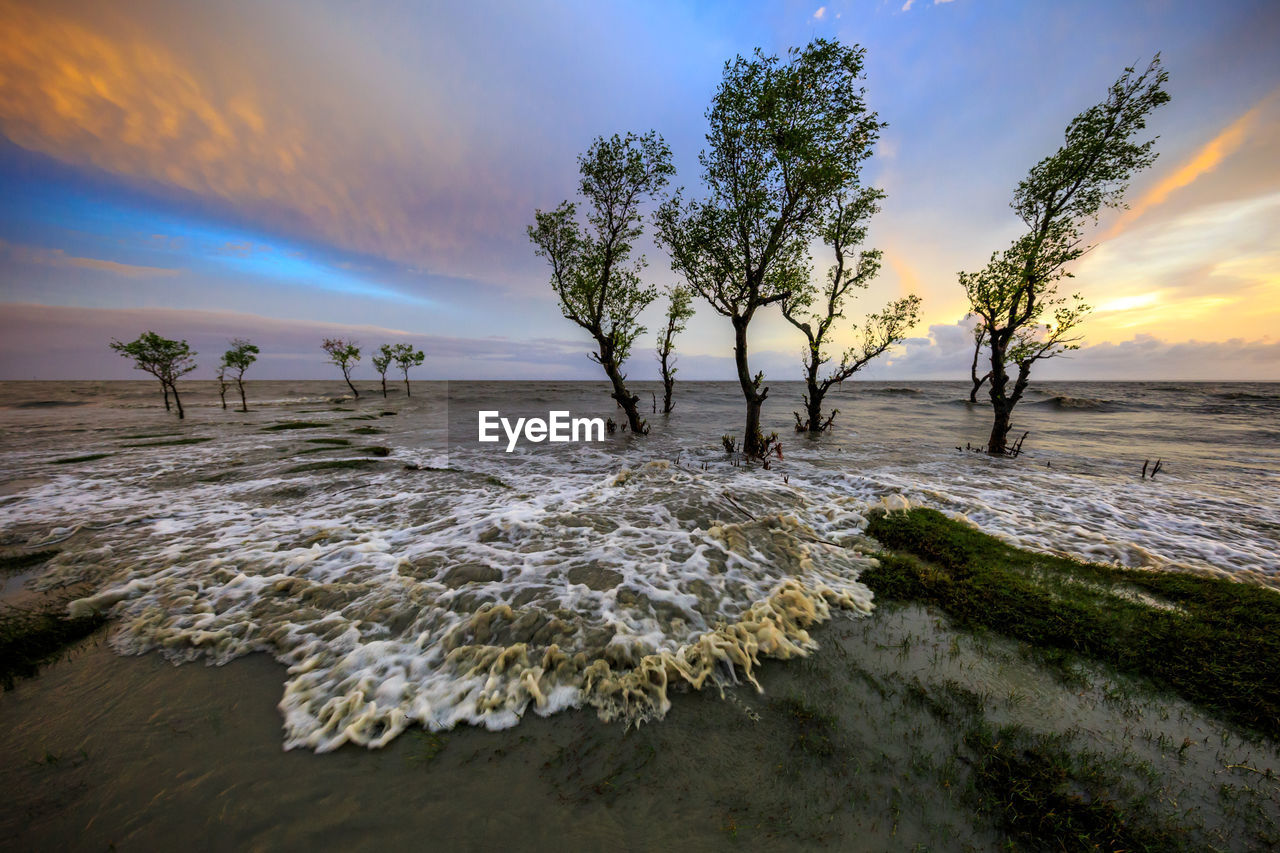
[0,151,424,305]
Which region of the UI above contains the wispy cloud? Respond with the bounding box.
[0,240,179,278]
[1105,88,1280,239]
[813,6,827,20]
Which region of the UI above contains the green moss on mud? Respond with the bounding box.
[0,551,59,577]
[51,453,111,464]
[865,507,1280,739]
[0,602,106,690]
[284,458,384,474]
[122,437,211,447]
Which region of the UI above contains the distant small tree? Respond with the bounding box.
[372,345,393,398]
[216,364,229,410]
[968,322,990,404]
[963,56,1169,455]
[656,285,695,414]
[109,331,197,419]
[656,39,882,456]
[221,338,259,412]
[529,131,673,434]
[390,343,425,396]
[322,338,361,398]
[782,186,921,432]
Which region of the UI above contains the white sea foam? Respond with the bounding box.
[3,379,1278,751]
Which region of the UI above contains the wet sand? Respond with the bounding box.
[5,603,1278,851]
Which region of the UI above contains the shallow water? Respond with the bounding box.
[1,378,1278,755]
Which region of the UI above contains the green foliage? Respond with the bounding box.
[864,507,1280,739]
[960,57,1170,450]
[109,331,197,383]
[655,39,882,453]
[656,284,695,372]
[109,330,197,417]
[656,285,695,413]
[782,185,921,429]
[656,39,882,321]
[220,337,259,374]
[529,131,672,368]
[372,344,393,381]
[322,337,362,396]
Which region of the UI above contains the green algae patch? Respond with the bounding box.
[304,437,351,445]
[262,421,327,431]
[349,426,383,435]
[0,601,106,689]
[122,437,212,448]
[864,507,1280,739]
[0,550,58,577]
[964,721,1184,852]
[51,453,111,464]
[284,459,385,474]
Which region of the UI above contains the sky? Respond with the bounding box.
[0,0,1277,381]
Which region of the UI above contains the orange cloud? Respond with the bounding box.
[1104,88,1280,239]
[0,1,478,276]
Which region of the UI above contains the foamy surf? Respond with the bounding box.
[40,458,873,751]
[3,379,1278,751]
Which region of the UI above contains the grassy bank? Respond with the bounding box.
[1,601,106,690]
[864,507,1280,740]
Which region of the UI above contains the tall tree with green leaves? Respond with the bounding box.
[529,131,673,434]
[782,186,921,432]
[220,338,259,412]
[390,343,425,396]
[322,338,361,398]
[656,285,695,415]
[963,56,1169,455]
[109,331,197,419]
[655,39,882,455]
[372,344,393,398]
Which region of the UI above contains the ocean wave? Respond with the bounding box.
[1031,394,1112,410]
[29,460,874,751]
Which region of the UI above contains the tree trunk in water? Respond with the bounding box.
[732,317,767,455]
[601,357,646,434]
[986,334,1010,455]
[219,383,227,410]
[162,383,171,412]
[343,371,359,398]
[403,375,411,397]
[800,349,830,433]
[804,383,826,433]
[988,401,1012,455]
[171,384,185,420]
[380,377,387,398]
[659,348,674,414]
[237,379,248,413]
